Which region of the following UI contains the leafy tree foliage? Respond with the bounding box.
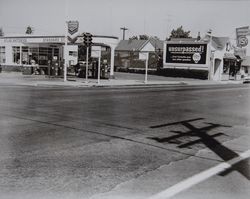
[0,27,4,36]
[129,34,150,40]
[25,26,33,34]
[139,34,149,40]
[169,26,191,39]
[129,35,139,40]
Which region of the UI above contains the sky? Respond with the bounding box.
[0,0,250,40]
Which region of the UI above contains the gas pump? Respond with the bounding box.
[101,59,110,79]
[51,56,59,76]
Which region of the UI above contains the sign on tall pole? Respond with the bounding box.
[64,21,68,82]
[68,20,79,43]
[64,0,68,82]
[236,26,250,47]
[64,20,79,82]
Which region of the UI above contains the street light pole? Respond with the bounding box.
[120,27,128,40]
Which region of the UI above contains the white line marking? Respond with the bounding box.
[149,149,250,199]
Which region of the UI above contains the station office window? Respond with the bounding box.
[29,47,39,64]
[21,46,29,64]
[12,46,21,64]
[0,46,5,63]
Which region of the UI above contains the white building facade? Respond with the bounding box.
[0,35,119,76]
[163,34,241,81]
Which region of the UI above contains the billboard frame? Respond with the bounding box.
[163,40,211,70]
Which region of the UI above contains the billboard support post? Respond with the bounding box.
[145,55,149,84]
[98,51,101,85]
[139,52,149,84]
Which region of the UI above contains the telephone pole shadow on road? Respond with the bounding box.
[149,118,250,180]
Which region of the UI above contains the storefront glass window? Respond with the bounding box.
[21,46,29,64]
[53,48,59,61]
[38,47,59,65]
[39,47,49,65]
[29,47,39,65]
[0,46,5,63]
[11,46,60,66]
[12,46,20,64]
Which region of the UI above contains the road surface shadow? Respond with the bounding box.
[149,118,250,180]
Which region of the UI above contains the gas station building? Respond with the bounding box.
[0,34,119,77]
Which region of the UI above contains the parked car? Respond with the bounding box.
[74,62,86,77]
[243,75,250,84]
[0,64,2,73]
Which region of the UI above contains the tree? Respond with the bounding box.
[139,34,149,40]
[129,35,138,40]
[25,26,33,34]
[168,26,191,39]
[0,27,4,36]
[129,34,150,40]
[151,36,160,40]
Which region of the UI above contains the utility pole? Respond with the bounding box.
[120,27,128,40]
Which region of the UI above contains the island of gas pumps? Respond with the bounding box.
[22,32,111,80]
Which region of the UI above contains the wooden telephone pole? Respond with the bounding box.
[120,27,128,40]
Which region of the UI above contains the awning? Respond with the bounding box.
[223,53,236,60]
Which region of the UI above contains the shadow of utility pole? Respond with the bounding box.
[149,118,250,180]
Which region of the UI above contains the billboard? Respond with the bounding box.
[165,43,208,66]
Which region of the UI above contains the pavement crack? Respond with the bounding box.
[88,155,192,199]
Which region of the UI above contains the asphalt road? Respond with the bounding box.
[0,84,249,199]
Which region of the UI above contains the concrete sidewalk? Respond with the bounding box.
[0,72,243,88]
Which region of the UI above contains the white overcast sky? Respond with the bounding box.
[0,0,250,40]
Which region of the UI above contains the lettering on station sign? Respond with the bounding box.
[4,38,28,43]
[3,37,65,43]
[42,38,61,42]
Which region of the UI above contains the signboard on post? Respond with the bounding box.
[166,43,207,64]
[91,46,101,58]
[139,52,149,60]
[164,42,209,69]
[67,20,79,43]
[68,21,79,35]
[236,26,250,47]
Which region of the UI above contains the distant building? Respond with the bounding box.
[163,31,244,81]
[115,38,164,70]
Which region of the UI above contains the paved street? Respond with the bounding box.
[0,84,249,199]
